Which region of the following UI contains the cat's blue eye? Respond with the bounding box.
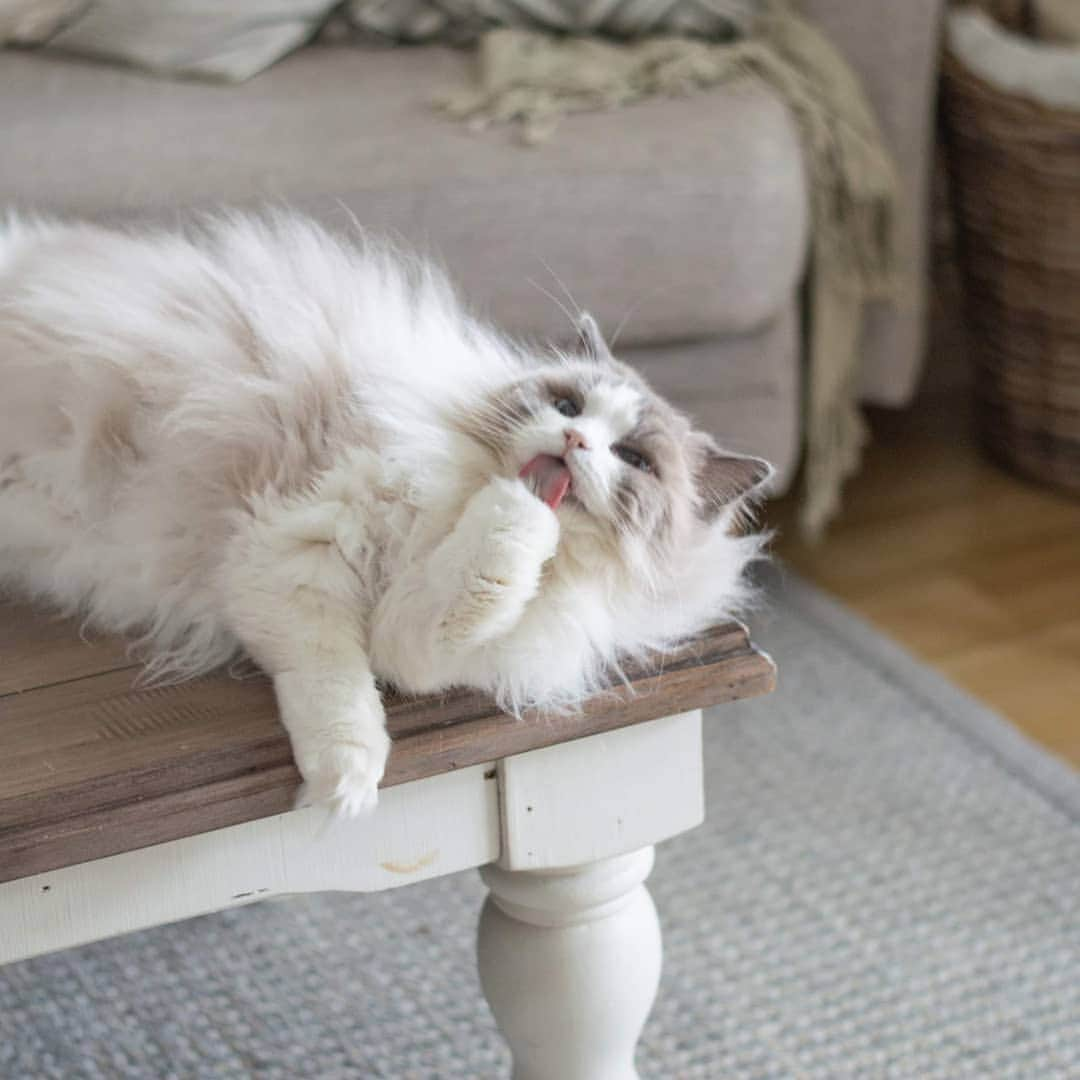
[612,445,653,473]
[553,397,580,418]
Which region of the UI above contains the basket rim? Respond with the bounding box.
[943,52,1080,131]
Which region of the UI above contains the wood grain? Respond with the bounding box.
[772,389,1080,768]
[0,603,134,696]
[0,605,774,883]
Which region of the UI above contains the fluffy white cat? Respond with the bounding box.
[0,212,770,813]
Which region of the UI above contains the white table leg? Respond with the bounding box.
[477,847,661,1080]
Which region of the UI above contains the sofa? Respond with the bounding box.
[0,0,943,493]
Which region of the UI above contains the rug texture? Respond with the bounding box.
[2,569,1078,1079]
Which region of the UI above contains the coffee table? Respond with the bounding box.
[0,602,774,1079]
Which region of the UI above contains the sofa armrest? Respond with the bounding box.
[800,0,945,406]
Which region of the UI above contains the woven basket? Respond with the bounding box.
[941,50,1080,496]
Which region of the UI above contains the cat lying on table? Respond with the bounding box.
[0,212,770,813]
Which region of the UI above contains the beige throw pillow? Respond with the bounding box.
[8,0,339,82]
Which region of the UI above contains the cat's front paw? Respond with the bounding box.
[294,729,391,818]
[435,478,561,651]
[478,476,560,565]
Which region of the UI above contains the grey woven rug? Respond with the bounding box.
[2,569,1078,1079]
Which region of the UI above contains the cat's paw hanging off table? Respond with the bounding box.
[274,669,392,818]
[293,730,392,818]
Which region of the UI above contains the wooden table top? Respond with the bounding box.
[0,602,775,884]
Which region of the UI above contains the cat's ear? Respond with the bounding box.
[577,312,614,364]
[695,442,773,522]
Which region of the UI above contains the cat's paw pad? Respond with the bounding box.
[295,735,391,818]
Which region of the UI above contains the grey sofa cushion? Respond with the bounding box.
[0,43,807,348]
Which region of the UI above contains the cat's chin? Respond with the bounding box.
[552,511,621,572]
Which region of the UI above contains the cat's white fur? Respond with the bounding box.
[0,212,768,814]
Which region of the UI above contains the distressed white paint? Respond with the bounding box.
[477,848,662,1080]
[496,709,704,870]
[0,763,498,965]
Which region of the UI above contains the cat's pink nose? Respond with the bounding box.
[564,428,589,453]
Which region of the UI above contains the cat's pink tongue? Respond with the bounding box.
[519,454,572,510]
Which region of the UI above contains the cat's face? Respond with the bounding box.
[464,318,770,576]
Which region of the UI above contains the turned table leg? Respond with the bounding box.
[477,847,661,1080]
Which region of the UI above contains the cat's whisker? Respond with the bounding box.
[526,276,579,341]
[536,255,583,321]
[610,300,642,351]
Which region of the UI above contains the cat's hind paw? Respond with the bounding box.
[294,735,390,818]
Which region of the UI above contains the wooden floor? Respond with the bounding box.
[770,393,1080,768]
